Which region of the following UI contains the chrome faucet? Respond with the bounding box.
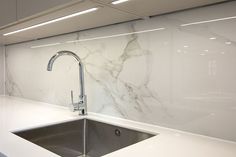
[47,50,87,115]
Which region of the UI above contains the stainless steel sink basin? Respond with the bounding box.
[0,152,7,157]
[14,119,155,157]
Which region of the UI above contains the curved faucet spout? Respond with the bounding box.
[47,50,87,115]
[47,51,81,70]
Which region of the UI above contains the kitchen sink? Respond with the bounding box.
[14,119,155,157]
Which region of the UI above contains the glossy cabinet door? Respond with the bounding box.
[0,0,17,27]
[0,0,75,27]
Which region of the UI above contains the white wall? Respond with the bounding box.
[0,46,5,95]
[5,1,236,141]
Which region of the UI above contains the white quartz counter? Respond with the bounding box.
[0,96,236,157]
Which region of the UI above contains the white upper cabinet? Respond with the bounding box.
[0,0,17,27]
[17,0,75,19]
[0,0,227,45]
[0,0,77,28]
[95,0,226,17]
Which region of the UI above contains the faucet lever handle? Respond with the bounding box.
[70,90,74,104]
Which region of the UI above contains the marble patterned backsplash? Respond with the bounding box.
[5,1,236,141]
[0,46,4,95]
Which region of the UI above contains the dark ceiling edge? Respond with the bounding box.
[150,0,233,18]
[5,0,232,47]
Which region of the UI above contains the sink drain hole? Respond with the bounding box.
[115,129,121,136]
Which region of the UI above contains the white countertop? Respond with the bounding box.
[0,95,236,157]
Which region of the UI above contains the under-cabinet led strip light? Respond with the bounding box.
[31,43,61,48]
[66,27,165,43]
[181,15,236,26]
[3,8,98,36]
[30,27,165,48]
[112,0,129,5]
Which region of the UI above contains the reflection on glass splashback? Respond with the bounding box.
[0,46,4,95]
[5,1,236,141]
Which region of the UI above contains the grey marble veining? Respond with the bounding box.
[4,1,236,141]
